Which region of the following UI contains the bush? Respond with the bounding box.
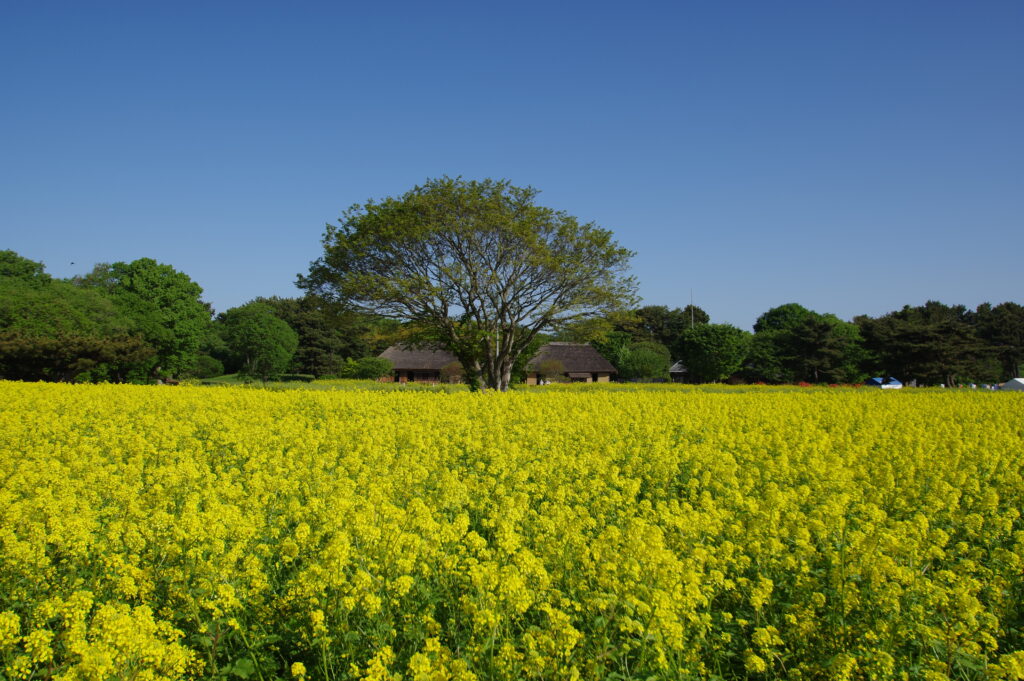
[339,357,393,380]
[618,341,671,381]
[534,359,568,383]
[188,354,224,379]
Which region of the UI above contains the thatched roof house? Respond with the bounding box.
[525,342,617,384]
[378,345,462,383]
[377,341,616,384]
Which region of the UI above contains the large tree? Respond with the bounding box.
[975,302,1024,380]
[745,303,865,384]
[0,254,155,382]
[79,259,211,378]
[856,301,992,386]
[629,305,708,349]
[300,177,636,390]
[254,295,396,377]
[219,302,299,381]
[678,323,752,383]
[0,250,51,284]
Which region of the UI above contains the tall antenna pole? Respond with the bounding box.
[690,289,694,328]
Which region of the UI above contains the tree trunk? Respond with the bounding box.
[484,348,516,391]
[494,333,518,391]
[499,366,513,391]
[455,355,482,392]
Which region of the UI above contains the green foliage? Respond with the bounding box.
[741,331,787,383]
[745,304,865,384]
[0,250,51,284]
[680,304,711,328]
[0,277,129,338]
[300,176,636,390]
[81,259,211,377]
[590,330,634,369]
[800,313,867,383]
[678,323,752,382]
[855,301,996,386]
[337,356,393,380]
[0,330,154,382]
[511,333,550,384]
[617,340,672,381]
[551,316,617,345]
[254,296,393,377]
[188,354,225,379]
[753,302,813,333]
[220,303,300,381]
[974,302,1024,380]
[0,263,157,382]
[631,305,708,347]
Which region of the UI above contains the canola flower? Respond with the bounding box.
[0,381,1022,680]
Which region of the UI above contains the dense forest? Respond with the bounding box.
[1,249,1021,385]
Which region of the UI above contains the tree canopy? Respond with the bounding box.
[856,301,994,386]
[253,296,396,377]
[745,304,865,384]
[975,302,1024,380]
[0,259,154,382]
[617,340,672,381]
[630,305,708,348]
[78,259,211,378]
[300,177,636,390]
[3,242,1022,387]
[219,302,299,381]
[0,250,51,284]
[678,323,752,383]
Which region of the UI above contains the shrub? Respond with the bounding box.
[188,354,225,379]
[339,357,393,380]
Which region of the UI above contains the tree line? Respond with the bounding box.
[4,247,1020,387]
[569,301,1023,386]
[0,250,397,383]
[3,177,1022,387]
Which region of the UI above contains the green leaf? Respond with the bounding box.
[229,658,256,679]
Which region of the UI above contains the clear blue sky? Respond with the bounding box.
[2,1,1021,329]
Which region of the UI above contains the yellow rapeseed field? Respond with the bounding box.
[1,381,1022,681]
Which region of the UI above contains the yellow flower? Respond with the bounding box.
[23,629,53,663]
[744,650,768,674]
[0,381,1020,681]
[0,612,21,650]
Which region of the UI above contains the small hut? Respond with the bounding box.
[669,361,688,383]
[525,343,617,384]
[377,345,462,383]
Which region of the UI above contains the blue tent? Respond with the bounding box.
[866,377,903,389]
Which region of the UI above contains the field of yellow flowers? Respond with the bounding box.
[1,381,1023,681]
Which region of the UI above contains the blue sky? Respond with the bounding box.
[2,1,1021,329]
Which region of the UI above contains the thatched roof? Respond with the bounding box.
[378,345,459,371]
[380,342,616,374]
[526,343,617,374]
